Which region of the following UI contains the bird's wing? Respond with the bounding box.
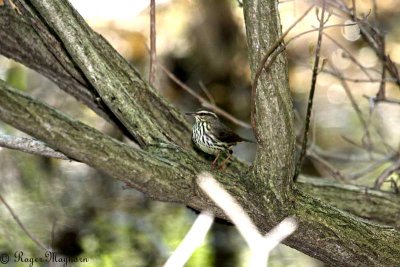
[212,122,245,145]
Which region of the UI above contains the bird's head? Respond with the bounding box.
[186,110,219,123]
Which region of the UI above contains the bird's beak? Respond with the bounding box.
[185,112,195,116]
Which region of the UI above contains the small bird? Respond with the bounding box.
[186,110,253,170]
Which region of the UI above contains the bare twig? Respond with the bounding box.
[348,154,396,180]
[311,145,383,162]
[371,0,378,21]
[158,63,252,129]
[0,135,70,160]
[387,178,399,194]
[295,3,327,180]
[341,135,389,157]
[251,4,314,127]
[252,4,314,89]
[149,0,157,86]
[374,157,400,189]
[323,32,373,79]
[376,39,386,100]
[286,22,360,45]
[0,194,48,251]
[154,15,360,131]
[308,150,347,181]
[364,95,400,105]
[377,62,386,100]
[322,70,398,83]
[352,0,357,17]
[342,2,400,88]
[142,38,251,129]
[3,0,22,14]
[329,64,373,149]
[198,81,216,105]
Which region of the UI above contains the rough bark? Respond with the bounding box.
[298,176,400,229]
[0,135,69,159]
[1,79,399,266]
[244,0,295,203]
[243,1,400,265]
[0,0,399,265]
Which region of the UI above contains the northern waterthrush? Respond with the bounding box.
[186,110,253,170]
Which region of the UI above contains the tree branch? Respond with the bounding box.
[0,134,70,159]
[244,0,296,204]
[149,0,156,86]
[0,6,135,141]
[158,63,251,129]
[0,194,49,251]
[250,4,313,128]
[0,78,235,215]
[243,0,400,265]
[374,157,400,189]
[1,0,400,265]
[26,0,189,147]
[1,76,400,264]
[298,175,400,229]
[296,4,327,180]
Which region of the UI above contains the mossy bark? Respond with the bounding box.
[0,0,399,265]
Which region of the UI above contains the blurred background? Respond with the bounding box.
[0,0,399,266]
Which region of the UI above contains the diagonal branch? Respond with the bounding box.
[158,63,251,129]
[0,6,135,141]
[342,2,400,88]
[330,63,373,148]
[298,175,400,229]
[0,194,49,251]
[0,134,70,160]
[0,79,209,202]
[26,0,190,147]
[1,78,400,265]
[0,2,190,147]
[374,157,400,190]
[1,0,400,265]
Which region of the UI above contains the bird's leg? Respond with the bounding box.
[211,153,221,170]
[218,150,233,170]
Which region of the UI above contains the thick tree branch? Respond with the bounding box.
[243,0,295,205]
[25,0,189,147]
[0,8,103,121]
[0,79,238,215]
[243,0,400,265]
[0,134,70,159]
[1,78,400,265]
[0,4,188,145]
[0,6,138,141]
[298,176,400,229]
[1,1,400,265]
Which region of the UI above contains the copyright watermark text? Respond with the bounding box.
[0,251,89,266]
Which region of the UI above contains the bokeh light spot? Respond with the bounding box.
[331,48,351,70]
[358,47,378,68]
[342,20,360,41]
